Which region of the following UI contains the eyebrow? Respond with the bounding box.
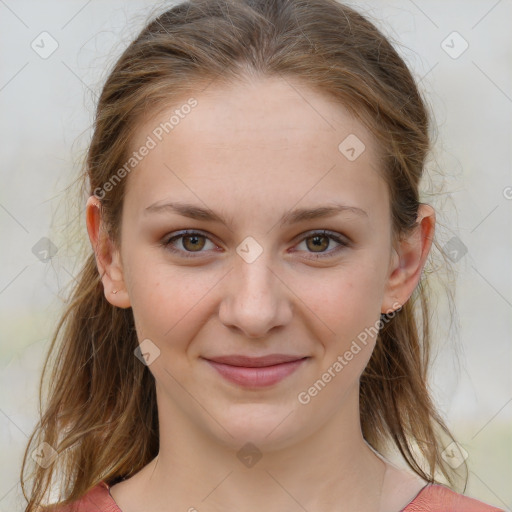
[144,200,368,226]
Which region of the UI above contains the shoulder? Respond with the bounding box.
[43,481,121,512]
[403,484,506,512]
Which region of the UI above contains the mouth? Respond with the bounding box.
[201,354,310,388]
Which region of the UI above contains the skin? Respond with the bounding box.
[86,75,435,512]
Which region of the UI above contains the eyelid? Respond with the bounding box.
[292,229,351,246]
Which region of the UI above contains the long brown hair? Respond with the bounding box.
[21,0,466,509]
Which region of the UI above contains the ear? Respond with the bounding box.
[381,204,435,314]
[85,195,131,309]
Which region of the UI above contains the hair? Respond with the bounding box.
[21,0,466,510]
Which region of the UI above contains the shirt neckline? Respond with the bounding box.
[102,480,435,512]
[399,482,433,511]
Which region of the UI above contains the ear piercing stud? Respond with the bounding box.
[112,289,118,294]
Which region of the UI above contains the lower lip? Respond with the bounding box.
[205,358,308,388]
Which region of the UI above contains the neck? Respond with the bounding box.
[127,385,389,512]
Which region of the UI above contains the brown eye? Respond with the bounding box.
[295,230,349,258]
[162,230,216,258]
[181,234,206,252]
[306,234,330,252]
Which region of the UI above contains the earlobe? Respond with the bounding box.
[85,195,131,309]
[381,204,435,314]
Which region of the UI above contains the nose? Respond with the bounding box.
[218,254,293,339]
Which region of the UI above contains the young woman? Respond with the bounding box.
[20,0,504,511]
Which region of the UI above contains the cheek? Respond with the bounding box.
[293,260,387,403]
[124,253,219,348]
[294,255,387,342]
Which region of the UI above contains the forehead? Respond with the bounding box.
[124,76,387,222]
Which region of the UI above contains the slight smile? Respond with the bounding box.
[201,354,310,388]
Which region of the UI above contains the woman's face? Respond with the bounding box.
[93,76,422,450]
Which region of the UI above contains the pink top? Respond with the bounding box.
[54,480,506,511]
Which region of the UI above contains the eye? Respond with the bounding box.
[161,230,218,258]
[161,229,349,259]
[294,230,349,258]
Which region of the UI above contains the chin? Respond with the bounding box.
[207,402,309,453]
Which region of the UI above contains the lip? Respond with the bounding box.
[202,354,309,388]
[205,354,307,367]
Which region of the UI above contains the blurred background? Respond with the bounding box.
[0,0,511,510]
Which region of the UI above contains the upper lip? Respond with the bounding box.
[203,354,308,367]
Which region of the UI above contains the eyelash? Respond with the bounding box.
[161,229,350,259]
